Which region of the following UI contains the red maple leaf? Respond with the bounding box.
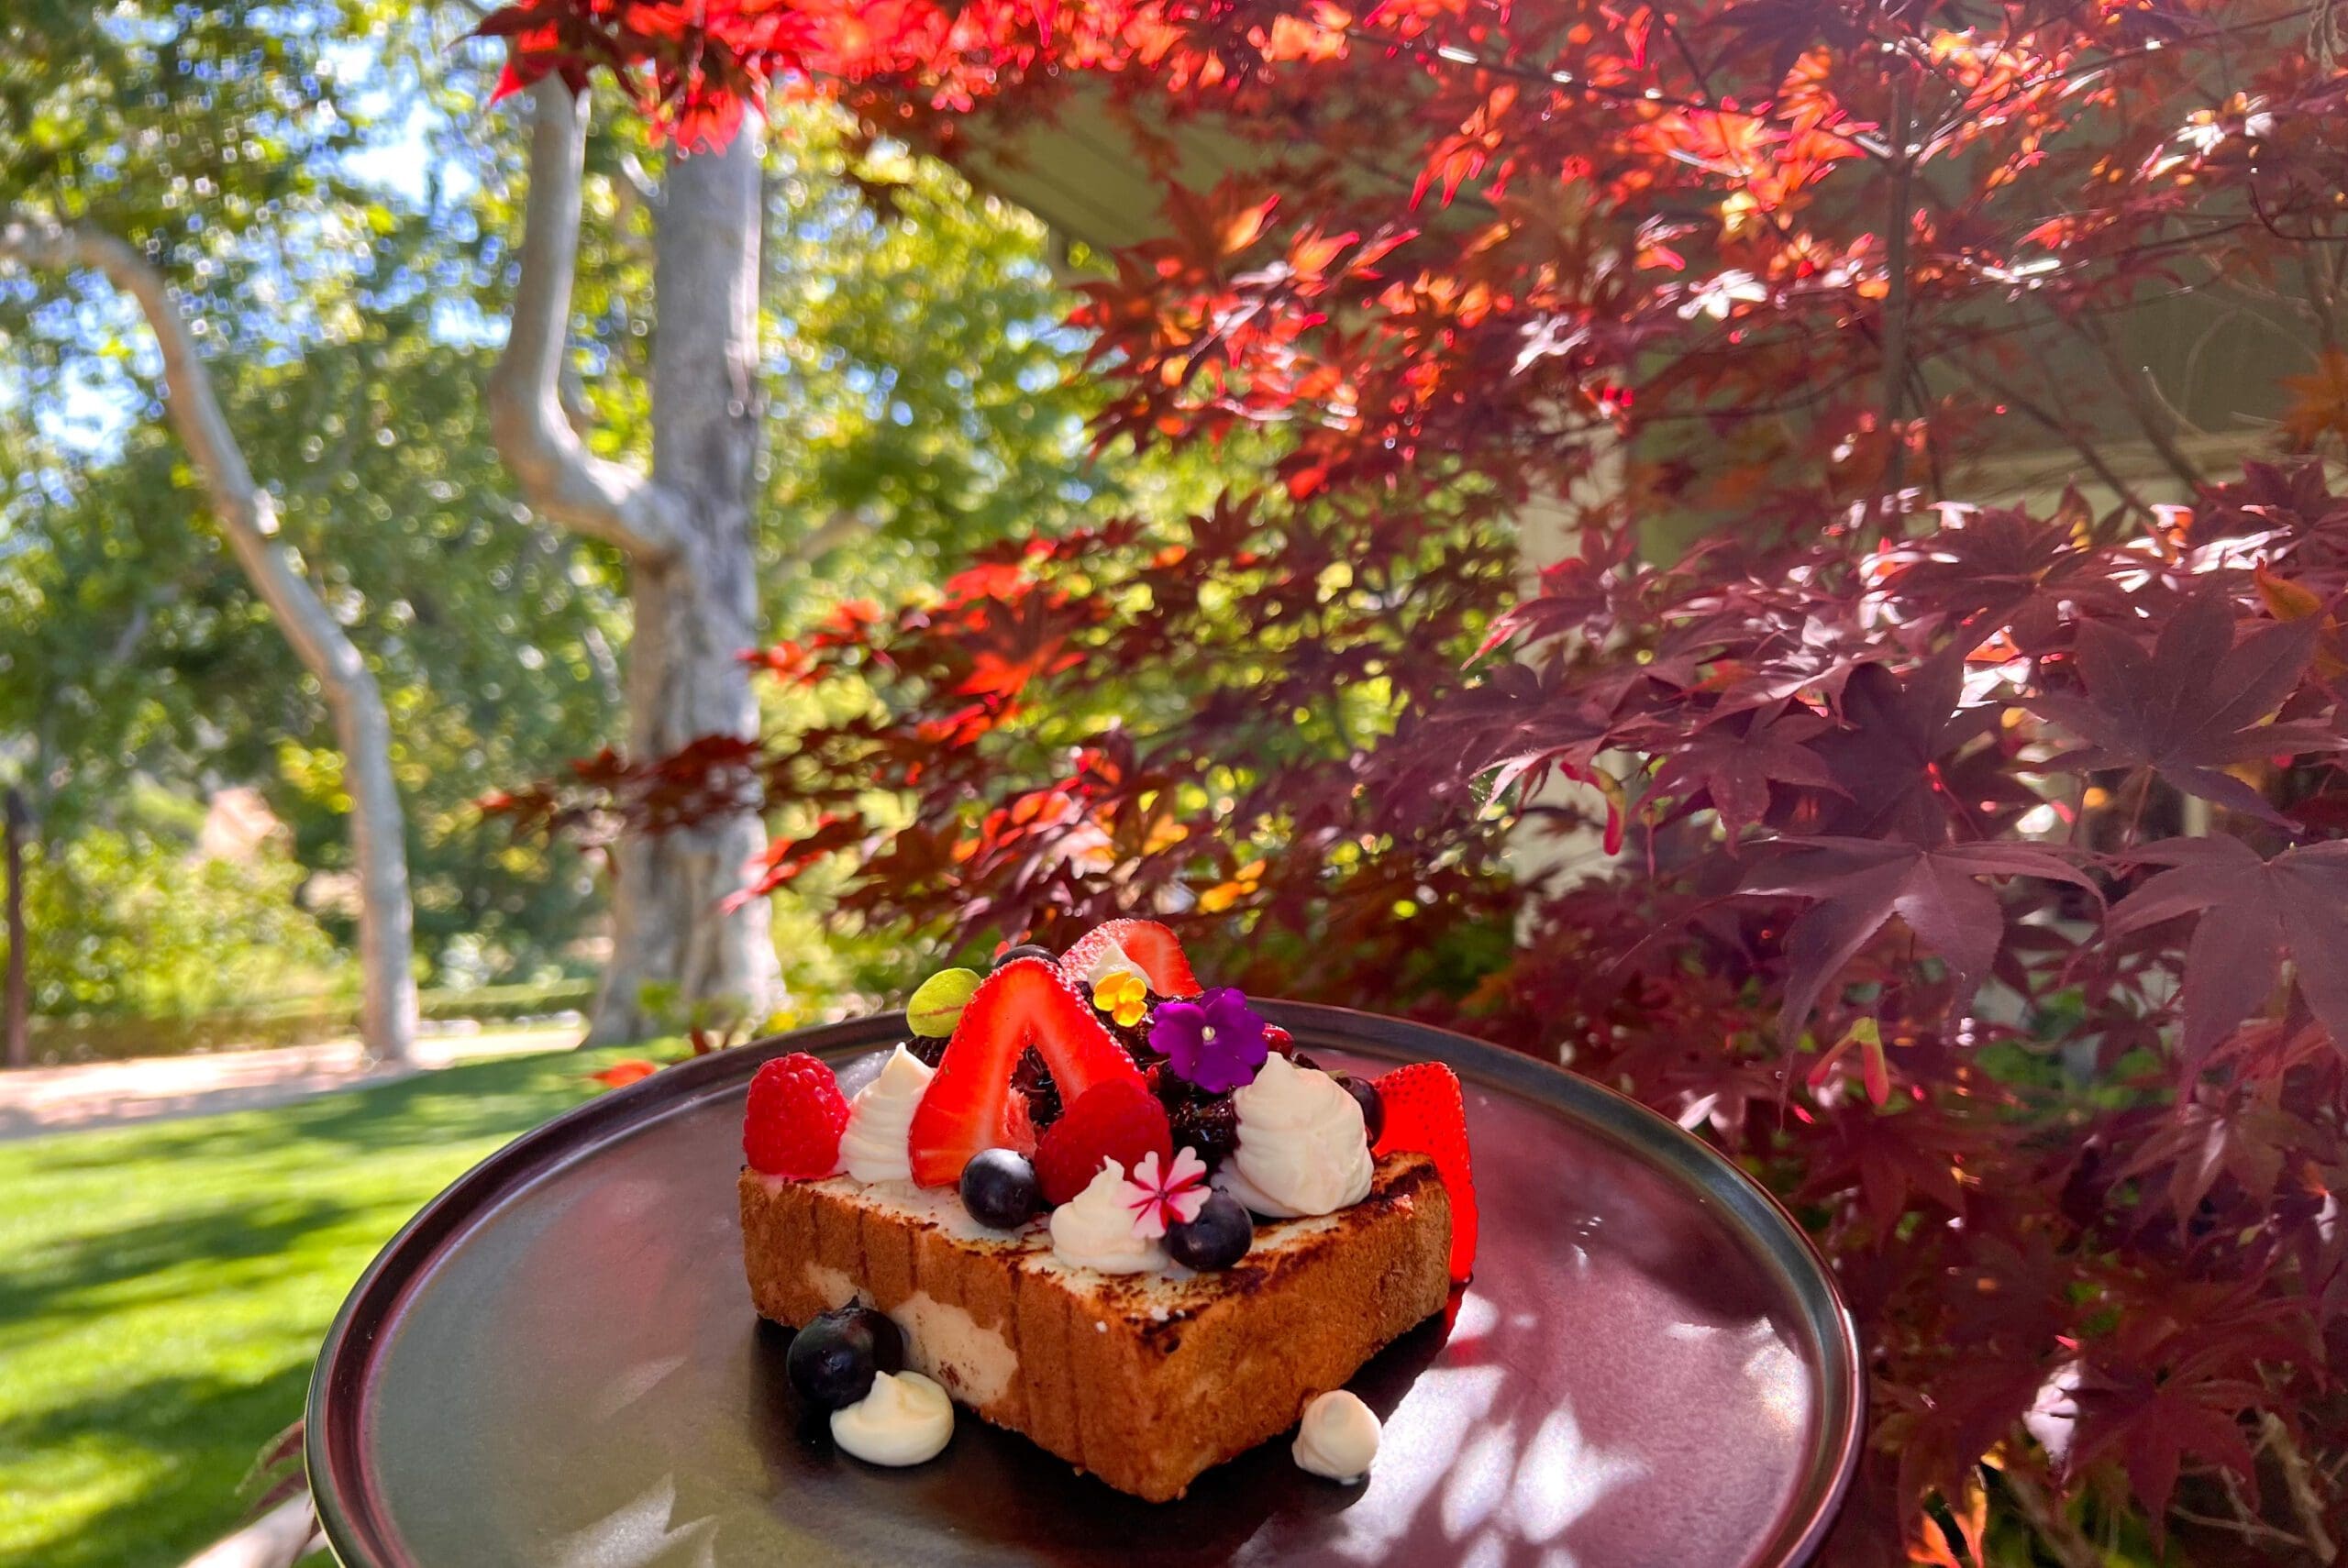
[2105,835,2348,1060]
[2280,348,2348,450]
[2029,591,2334,825]
[2110,1080,2304,1221]
[1649,701,1843,838]
[1799,655,2024,845]
[2068,1285,2307,1527]
[953,591,1082,698]
[1796,1100,1980,1231]
[1741,836,2099,1039]
[1876,504,2133,655]
[588,1058,660,1089]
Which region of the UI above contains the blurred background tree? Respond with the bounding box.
[0,0,1231,1060]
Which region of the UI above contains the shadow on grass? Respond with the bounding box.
[1,1049,627,1568]
[0,1197,373,1331]
[269,1054,602,1149]
[0,1362,314,1568]
[2,1050,615,1568]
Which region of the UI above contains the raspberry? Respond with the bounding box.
[743,1052,850,1178]
[1035,1078,1173,1206]
[1374,1061,1478,1286]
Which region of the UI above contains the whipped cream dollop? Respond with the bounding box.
[1292,1389,1381,1482]
[1069,935,1146,989]
[1048,1161,1169,1274]
[830,1370,955,1466]
[841,1044,935,1184]
[1214,1053,1374,1218]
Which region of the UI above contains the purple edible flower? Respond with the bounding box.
[1152,987,1269,1094]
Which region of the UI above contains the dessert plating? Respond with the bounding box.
[737,920,1476,1500]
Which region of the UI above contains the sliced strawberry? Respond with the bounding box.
[1062,919,1202,998]
[1001,1087,1039,1157]
[906,957,1141,1187]
[1374,1061,1478,1286]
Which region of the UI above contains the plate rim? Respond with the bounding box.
[306,1001,1864,1568]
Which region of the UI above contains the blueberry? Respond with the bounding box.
[786,1307,904,1410]
[1170,1099,1240,1174]
[1336,1074,1385,1145]
[991,944,1058,970]
[1166,1192,1254,1270]
[960,1147,1043,1230]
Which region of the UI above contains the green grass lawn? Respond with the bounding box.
[0,1045,650,1568]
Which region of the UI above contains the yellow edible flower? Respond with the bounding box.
[1091,969,1149,1029]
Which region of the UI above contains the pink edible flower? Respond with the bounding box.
[1120,1147,1211,1238]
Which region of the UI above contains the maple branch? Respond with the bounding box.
[1999,1466,2104,1568]
[1933,1,2324,137]
[2260,1411,2341,1562]
[2295,248,2340,355]
[1652,11,1723,105]
[1344,24,1895,163]
[487,81,681,563]
[1946,354,2154,519]
[2122,767,2156,849]
[779,509,867,568]
[2245,178,2348,247]
[176,1490,319,1568]
[2057,310,2205,491]
[607,147,660,259]
[1877,80,1918,524]
[2170,1498,2309,1551]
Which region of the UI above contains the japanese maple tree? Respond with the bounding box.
[481,1,2348,1560]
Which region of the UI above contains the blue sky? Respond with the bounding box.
[24,29,461,461]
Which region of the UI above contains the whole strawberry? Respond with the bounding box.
[1374,1061,1478,1285]
[743,1052,850,1178]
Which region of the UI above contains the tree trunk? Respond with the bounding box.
[0,218,419,1067]
[490,87,781,1046]
[4,787,28,1070]
[593,126,780,1045]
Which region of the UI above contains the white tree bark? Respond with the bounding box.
[0,218,419,1067]
[487,83,781,1044]
[177,1493,318,1568]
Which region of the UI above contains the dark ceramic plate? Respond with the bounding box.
[309,1003,1861,1568]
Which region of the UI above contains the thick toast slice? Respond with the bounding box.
[740,1152,1452,1501]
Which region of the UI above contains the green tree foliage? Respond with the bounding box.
[533,93,1238,618]
[1,5,1242,1006]
[9,801,341,1022]
[759,115,1219,618]
[2,203,626,980]
[1,1,364,293]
